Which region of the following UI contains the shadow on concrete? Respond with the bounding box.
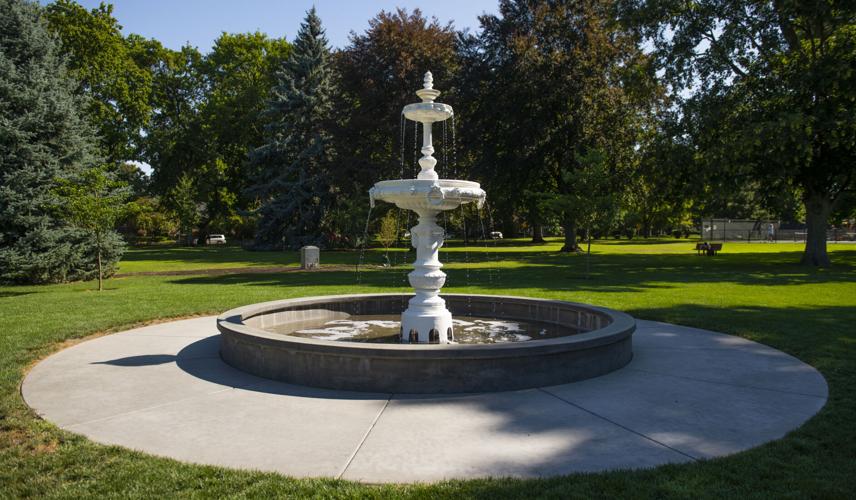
[92,335,388,400]
[92,354,176,366]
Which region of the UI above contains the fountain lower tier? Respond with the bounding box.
[369,179,485,212]
[217,294,635,393]
[369,179,485,343]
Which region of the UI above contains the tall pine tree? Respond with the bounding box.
[0,0,122,283]
[248,8,335,249]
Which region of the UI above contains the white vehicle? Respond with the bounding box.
[205,234,226,245]
[490,231,503,239]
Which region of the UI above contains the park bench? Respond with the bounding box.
[695,242,723,256]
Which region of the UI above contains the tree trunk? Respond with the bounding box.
[531,224,545,243]
[585,228,592,279]
[561,219,578,252]
[97,248,103,292]
[800,191,831,267]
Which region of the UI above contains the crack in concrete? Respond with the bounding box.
[537,387,699,462]
[337,394,392,480]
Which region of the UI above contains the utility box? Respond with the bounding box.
[300,246,320,270]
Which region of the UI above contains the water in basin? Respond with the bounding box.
[264,314,583,344]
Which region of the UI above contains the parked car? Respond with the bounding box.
[490,231,503,239]
[205,234,227,245]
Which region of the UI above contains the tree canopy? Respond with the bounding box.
[3,0,853,282]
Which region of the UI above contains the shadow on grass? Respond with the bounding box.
[623,303,856,364]
[167,248,856,292]
[123,245,368,268]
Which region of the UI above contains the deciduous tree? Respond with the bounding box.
[463,0,658,251]
[55,166,130,290]
[45,0,153,165]
[620,0,856,265]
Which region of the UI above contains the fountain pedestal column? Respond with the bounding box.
[401,208,452,343]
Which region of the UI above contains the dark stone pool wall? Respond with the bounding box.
[218,294,635,394]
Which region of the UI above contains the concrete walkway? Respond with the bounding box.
[22,316,827,483]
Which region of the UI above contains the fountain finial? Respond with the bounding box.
[416,70,440,103]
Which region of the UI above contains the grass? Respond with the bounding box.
[1,239,855,498]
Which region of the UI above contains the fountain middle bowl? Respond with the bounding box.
[370,179,485,212]
[218,294,635,394]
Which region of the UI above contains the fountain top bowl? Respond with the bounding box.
[403,102,453,123]
[370,179,485,212]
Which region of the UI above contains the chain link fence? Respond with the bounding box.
[700,219,856,242]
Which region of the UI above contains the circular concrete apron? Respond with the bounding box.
[22,316,827,483]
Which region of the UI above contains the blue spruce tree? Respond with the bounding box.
[0,0,123,283]
[249,8,335,249]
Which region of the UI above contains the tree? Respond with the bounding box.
[55,167,130,290]
[126,196,178,244]
[620,0,856,266]
[535,150,617,244]
[375,210,399,262]
[45,0,154,165]
[462,0,658,251]
[335,9,458,192]
[144,45,208,196]
[248,8,335,249]
[0,0,115,284]
[142,34,292,238]
[199,32,291,221]
[168,173,201,246]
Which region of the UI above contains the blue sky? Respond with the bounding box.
[54,0,499,50]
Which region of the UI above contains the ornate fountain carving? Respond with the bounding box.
[369,71,485,343]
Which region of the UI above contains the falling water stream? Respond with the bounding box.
[355,205,373,284]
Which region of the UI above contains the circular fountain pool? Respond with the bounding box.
[265,313,584,344]
[218,294,635,393]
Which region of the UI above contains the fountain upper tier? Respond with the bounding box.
[402,102,453,123]
[371,71,484,213]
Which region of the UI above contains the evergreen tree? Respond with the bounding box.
[248,8,335,249]
[0,0,122,283]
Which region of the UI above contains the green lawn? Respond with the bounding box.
[1,240,854,498]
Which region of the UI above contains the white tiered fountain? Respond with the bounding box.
[369,71,485,344]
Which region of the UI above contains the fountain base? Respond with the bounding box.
[400,293,453,343]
